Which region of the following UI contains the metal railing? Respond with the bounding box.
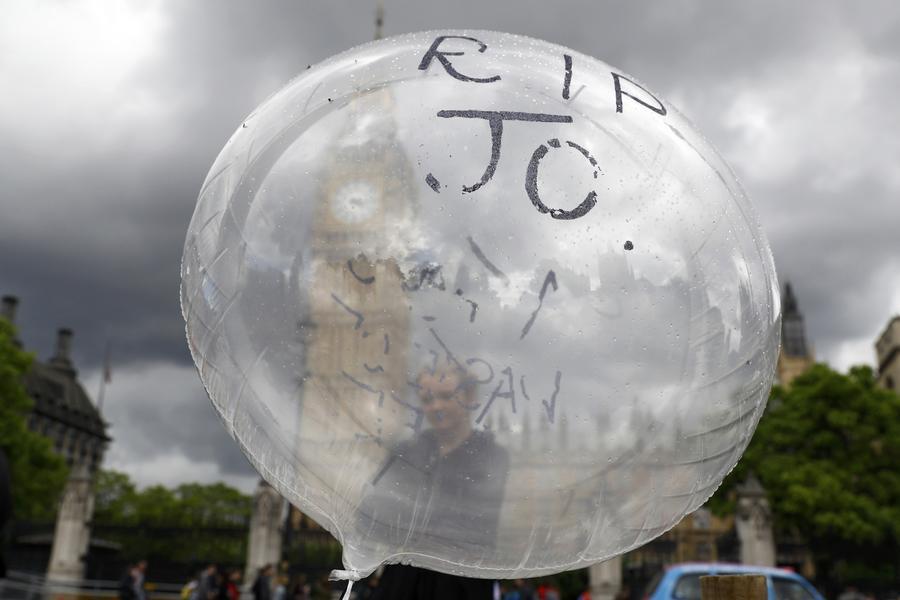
[0,571,183,600]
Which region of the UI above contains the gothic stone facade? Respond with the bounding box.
[3,296,109,472]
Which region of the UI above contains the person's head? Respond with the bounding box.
[416,364,478,433]
[136,560,147,573]
[230,569,242,582]
[205,564,217,576]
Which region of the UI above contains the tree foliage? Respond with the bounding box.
[94,471,252,527]
[93,470,253,564]
[0,318,68,521]
[711,363,900,587]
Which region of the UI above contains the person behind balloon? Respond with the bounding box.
[359,362,510,599]
[251,565,274,600]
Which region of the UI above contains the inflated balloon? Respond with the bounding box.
[181,30,780,581]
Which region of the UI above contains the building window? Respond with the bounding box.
[887,376,895,390]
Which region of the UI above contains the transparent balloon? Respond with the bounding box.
[181,30,780,579]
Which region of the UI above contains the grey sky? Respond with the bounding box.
[2,0,898,491]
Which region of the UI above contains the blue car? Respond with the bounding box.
[644,563,825,600]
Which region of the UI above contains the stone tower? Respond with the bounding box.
[776,283,814,385]
[1,300,109,473]
[875,316,900,391]
[292,87,417,524]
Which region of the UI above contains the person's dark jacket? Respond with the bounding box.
[360,430,510,600]
[251,574,272,600]
[371,564,494,600]
[195,572,217,600]
[358,429,509,554]
[118,571,138,600]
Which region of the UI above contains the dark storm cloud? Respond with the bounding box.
[2,0,898,488]
[764,172,900,357]
[5,0,897,370]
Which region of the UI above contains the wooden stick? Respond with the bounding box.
[701,575,767,600]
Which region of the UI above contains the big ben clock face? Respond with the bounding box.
[330,180,380,224]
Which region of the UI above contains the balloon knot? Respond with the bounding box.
[329,569,362,582]
[329,570,361,600]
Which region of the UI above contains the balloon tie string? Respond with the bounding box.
[329,569,361,600]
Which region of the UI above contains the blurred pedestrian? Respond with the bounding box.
[535,581,560,600]
[290,574,311,600]
[252,564,274,600]
[118,560,147,600]
[274,574,288,600]
[838,586,867,600]
[503,580,523,600]
[218,568,241,600]
[134,560,148,600]
[193,564,219,600]
[506,579,537,600]
[181,573,199,600]
[118,564,137,600]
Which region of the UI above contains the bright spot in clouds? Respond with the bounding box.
[0,0,166,154]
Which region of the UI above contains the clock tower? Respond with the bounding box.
[296,86,416,507]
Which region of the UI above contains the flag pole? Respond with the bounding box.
[375,0,384,40]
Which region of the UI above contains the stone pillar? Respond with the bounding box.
[589,556,622,600]
[47,464,95,583]
[735,473,775,567]
[245,480,285,584]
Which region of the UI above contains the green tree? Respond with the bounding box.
[93,470,252,565]
[93,469,139,523]
[0,317,68,521]
[711,364,900,591]
[174,482,253,526]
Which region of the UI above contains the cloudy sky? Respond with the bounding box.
[2,0,898,492]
